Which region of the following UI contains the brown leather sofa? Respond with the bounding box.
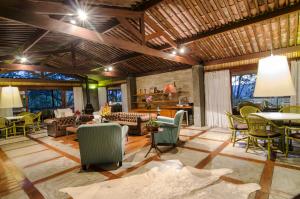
[104,112,157,136]
[45,115,93,137]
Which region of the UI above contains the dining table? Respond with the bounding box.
[5,116,24,135]
[252,112,300,151]
[251,112,300,121]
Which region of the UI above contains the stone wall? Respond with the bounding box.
[136,69,193,102]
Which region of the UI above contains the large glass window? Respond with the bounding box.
[27,89,62,112]
[65,90,74,108]
[231,73,290,111]
[107,88,122,104]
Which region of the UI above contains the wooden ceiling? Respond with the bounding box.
[0,0,300,77]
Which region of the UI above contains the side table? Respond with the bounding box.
[145,130,162,158]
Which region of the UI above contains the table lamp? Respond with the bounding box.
[254,55,296,97]
[0,86,23,108]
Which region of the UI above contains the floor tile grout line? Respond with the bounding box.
[274,162,300,171]
[32,165,81,185]
[22,156,63,169]
[8,149,50,159]
[195,139,231,169]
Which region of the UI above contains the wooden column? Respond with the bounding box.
[126,75,137,111]
[192,65,205,126]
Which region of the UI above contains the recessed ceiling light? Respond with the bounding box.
[108,66,113,71]
[104,68,108,72]
[77,9,88,21]
[70,19,77,25]
[172,50,177,55]
[20,56,28,63]
[179,47,185,54]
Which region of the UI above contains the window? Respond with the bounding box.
[107,88,122,104]
[0,71,40,79]
[231,73,290,110]
[27,89,62,112]
[65,90,74,108]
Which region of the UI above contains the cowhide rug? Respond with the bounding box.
[60,160,260,199]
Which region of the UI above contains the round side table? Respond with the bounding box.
[145,130,162,158]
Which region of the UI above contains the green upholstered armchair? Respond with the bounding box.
[154,110,184,146]
[77,123,128,170]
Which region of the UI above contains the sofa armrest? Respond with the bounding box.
[157,116,174,124]
[156,121,178,128]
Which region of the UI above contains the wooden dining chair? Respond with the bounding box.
[225,112,248,146]
[240,105,261,119]
[14,114,35,136]
[0,117,13,139]
[245,114,284,160]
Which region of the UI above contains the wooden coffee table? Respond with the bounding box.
[66,126,78,135]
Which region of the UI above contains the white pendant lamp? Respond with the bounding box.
[254,55,296,97]
[0,86,23,108]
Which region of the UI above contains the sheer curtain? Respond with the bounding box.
[290,60,300,105]
[73,87,84,112]
[205,70,232,127]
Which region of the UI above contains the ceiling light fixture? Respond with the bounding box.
[20,56,28,63]
[172,50,177,55]
[108,66,113,71]
[104,68,108,72]
[179,47,185,54]
[77,9,88,21]
[70,19,77,25]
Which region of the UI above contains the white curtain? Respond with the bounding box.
[290,60,300,105]
[205,70,232,128]
[73,87,84,113]
[121,84,128,112]
[98,87,107,108]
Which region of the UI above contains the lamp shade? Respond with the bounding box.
[163,84,176,94]
[0,86,23,108]
[254,55,296,97]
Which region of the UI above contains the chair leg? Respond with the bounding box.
[119,161,122,167]
[285,136,289,158]
[246,137,250,152]
[23,127,26,136]
[5,129,8,139]
[232,130,236,147]
[267,138,271,160]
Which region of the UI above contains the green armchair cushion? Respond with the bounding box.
[154,110,184,145]
[77,123,128,166]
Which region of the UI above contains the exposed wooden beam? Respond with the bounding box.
[0,64,124,77]
[7,0,143,18]
[0,49,71,61]
[134,0,164,11]
[145,32,162,41]
[0,6,197,65]
[22,29,50,54]
[117,17,143,41]
[176,2,300,45]
[144,15,177,48]
[205,45,300,66]
[108,53,142,66]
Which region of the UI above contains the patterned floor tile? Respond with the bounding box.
[4,144,47,158]
[271,166,300,196]
[183,137,223,152]
[180,128,202,137]
[198,131,231,141]
[221,143,267,161]
[35,168,107,199]
[160,147,208,166]
[205,155,264,183]
[12,150,61,168]
[23,157,79,182]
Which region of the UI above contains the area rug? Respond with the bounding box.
[60,160,260,199]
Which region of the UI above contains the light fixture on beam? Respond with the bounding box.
[108,66,113,71]
[70,19,77,25]
[77,9,88,21]
[179,47,185,54]
[254,55,295,97]
[18,56,28,64]
[172,50,177,55]
[104,68,108,72]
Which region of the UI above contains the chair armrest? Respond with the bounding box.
[157,116,174,124]
[157,121,178,128]
[232,115,246,123]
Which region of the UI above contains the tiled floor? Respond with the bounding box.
[0,126,299,199]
